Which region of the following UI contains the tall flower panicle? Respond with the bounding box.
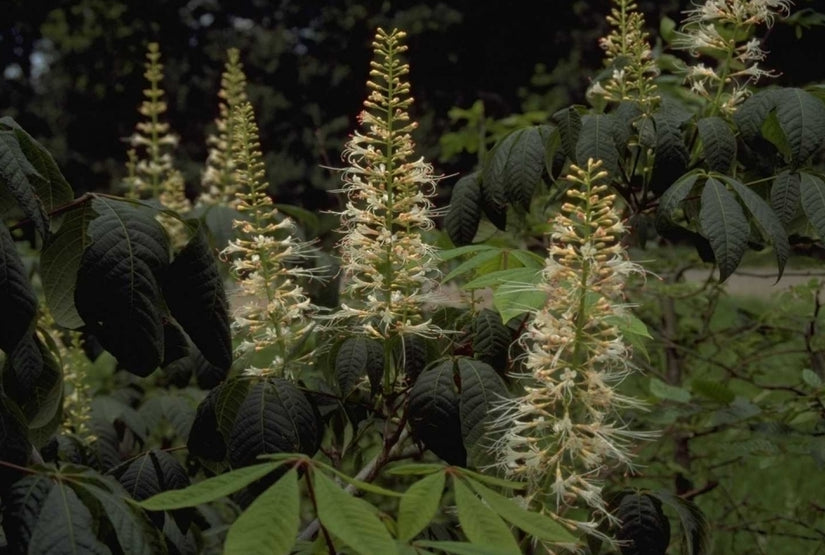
[673,0,791,115]
[492,159,652,543]
[591,0,660,111]
[221,101,319,378]
[335,28,441,341]
[200,48,249,208]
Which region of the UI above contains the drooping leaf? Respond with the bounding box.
[0,221,37,353]
[551,105,582,161]
[228,378,320,468]
[541,125,566,181]
[721,175,790,279]
[770,171,800,225]
[161,320,190,368]
[0,129,48,238]
[312,469,397,555]
[162,225,232,370]
[397,470,446,541]
[471,309,511,371]
[457,358,508,466]
[335,336,384,397]
[139,462,280,510]
[697,117,736,173]
[41,202,96,328]
[408,360,466,466]
[115,449,190,502]
[446,173,483,246]
[774,87,825,165]
[2,474,52,551]
[654,490,710,555]
[576,114,619,180]
[224,468,300,555]
[74,197,170,376]
[465,477,577,544]
[700,177,749,281]
[800,172,825,239]
[452,478,520,555]
[651,105,689,194]
[28,481,110,554]
[615,493,670,555]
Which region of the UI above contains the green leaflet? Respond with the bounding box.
[0,221,38,352]
[335,336,384,397]
[800,172,825,240]
[697,117,736,174]
[575,114,620,180]
[483,127,545,211]
[658,171,700,220]
[28,481,110,554]
[654,490,710,555]
[457,358,508,467]
[699,177,748,282]
[408,359,466,466]
[446,173,482,246]
[615,493,671,555]
[396,470,446,541]
[452,478,520,555]
[551,105,582,161]
[312,469,397,555]
[138,462,280,510]
[0,128,49,238]
[774,88,825,166]
[650,377,691,403]
[414,541,514,555]
[224,468,300,555]
[770,171,800,226]
[471,309,511,370]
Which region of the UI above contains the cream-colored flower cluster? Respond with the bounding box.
[200,48,249,208]
[493,159,651,541]
[592,0,660,111]
[674,0,791,114]
[221,101,318,378]
[335,28,441,341]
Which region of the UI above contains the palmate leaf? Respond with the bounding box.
[700,177,749,281]
[457,358,508,467]
[74,196,169,376]
[774,87,825,165]
[224,468,300,555]
[312,469,397,555]
[335,336,384,397]
[0,129,48,238]
[228,378,320,468]
[408,360,466,466]
[697,117,736,174]
[162,224,232,370]
[41,202,96,328]
[397,470,446,541]
[452,478,520,555]
[800,171,825,239]
[446,173,482,246]
[0,221,37,353]
[28,481,110,555]
[576,114,620,180]
[770,171,800,225]
[720,175,790,279]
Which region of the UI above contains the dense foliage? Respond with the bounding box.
[2,1,825,554]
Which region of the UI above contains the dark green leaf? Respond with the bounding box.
[3,334,43,402]
[651,105,689,194]
[774,87,825,165]
[800,172,825,239]
[611,101,643,150]
[615,493,670,555]
[502,127,545,210]
[228,378,320,468]
[551,106,582,161]
[0,222,37,353]
[225,468,300,555]
[2,474,52,549]
[697,117,736,173]
[115,449,189,502]
[29,481,111,554]
[312,469,397,555]
[734,89,781,146]
[7,334,62,431]
[770,171,800,225]
[700,177,749,281]
[187,386,227,461]
[91,395,149,441]
[654,490,710,555]
[397,470,446,541]
[0,129,48,238]
[721,175,790,279]
[162,225,232,370]
[471,309,510,371]
[658,172,700,221]
[408,360,466,466]
[161,320,190,367]
[41,202,96,328]
[576,114,619,180]
[446,174,482,246]
[414,541,513,555]
[335,336,384,397]
[0,397,30,472]
[480,141,509,231]
[74,197,169,376]
[453,478,520,555]
[216,378,252,440]
[541,125,566,181]
[397,334,430,385]
[457,358,508,466]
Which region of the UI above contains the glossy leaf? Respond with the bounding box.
[734,89,781,146]
[397,469,446,541]
[408,360,466,465]
[800,172,825,239]
[446,173,483,246]
[453,478,520,555]
[225,468,300,555]
[700,177,748,281]
[0,222,37,353]
[697,117,736,173]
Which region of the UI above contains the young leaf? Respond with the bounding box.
[312,470,397,555]
[770,171,800,225]
[700,177,748,281]
[408,360,466,466]
[446,174,483,246]
[800,172,825,239]
[465,477,577,544]
[397,470,446,541]
[575,114,619,180]
[721,175,790,278]
[697,117,736,174]
[0,129,49,238]
[74,197,170,376]
[0,222,37,353]
[41,201,95,328]
[774,87,825,166]
[457,358,508,466]
[335,336,384,397]
[162,224,232,371]
[28,481,110,554]
[224,468,300,555]
[452,478,520,555]
[444,248,502,283]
